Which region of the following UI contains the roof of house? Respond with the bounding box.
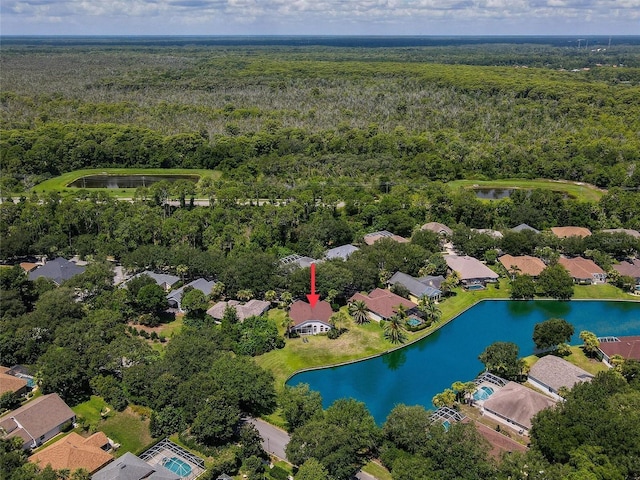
[511,223,540,234]
[92,452,178,480]
[444,255,499,281]
[0,393,75,443]
[363,230,409,246]
[528,355,594,393]
[167,278,216,306]
[498,255,546,277]
[551,226,592,239]
[471,228,504,239]
[0,367,28,396]
[612,259,640,280]
[601,228,640,239]
[206,299,270,321]
[599,336,640,361]
[127,271,180,288]
[462,419,528,459]
[19,262,38,273]
[324,244,360,261]
[289,300,333,326]
[483,382,557,430]
[27,257,85,285]
[349,288,417,319]
[418,275,445,290]
[29,432,113,474]
[388,271,442,298]
[421,222,453,236]
[558,257,605,280]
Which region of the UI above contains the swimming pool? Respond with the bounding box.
[472,386,495,401]
[406,318,422,327]
[162,457,191,477]
[466,284,485,291]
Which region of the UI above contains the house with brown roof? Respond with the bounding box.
[349,288,418,322]
[421,222,453,236]
[498,255,546,278]
[558,257,606,284]
[29,432,113,474]
[463,419,528,459]
[528,355,593,400]
[598,336,640,364]
[482,382,557,433]
[206,299,270,322]
[288,300,333,335]
[0,393,75,450]
[0,366,29,398]
[363,230,409,246]
[444,255,499,286]
[551,226,592,239]
[601,228,640,239]
[612,259,640,282]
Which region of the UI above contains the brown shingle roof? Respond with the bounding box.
[363,231,409,246]
[462,419,528,459]
[613,260,640,280]
[29,432,113,474]
[483,382,557,431]
[349,288,416,319]
[551,226,592,238]
[0,368,28,396]
[528,355,593,393]
[0,393,75,443]
[558,257,605,280]
[444,255,499,282]
[289,300,333,326]
[599,336,640,361]
[498,255,546,277]
[421,222,453,236]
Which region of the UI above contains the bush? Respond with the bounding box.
[268,465,290,480]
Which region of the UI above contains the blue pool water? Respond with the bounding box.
[163,457,191,477]
[472,386,495,401]
[288,300,640,424]
[406,318,422,327]
[466,284,485,291]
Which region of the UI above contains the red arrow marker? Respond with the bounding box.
[306,263,320,307]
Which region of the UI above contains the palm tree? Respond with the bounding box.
[384,314,407,345]
[237,289,254,301]
[348,300,370,325]
[419,297,441,325]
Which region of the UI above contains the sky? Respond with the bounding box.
[1,0,639,36]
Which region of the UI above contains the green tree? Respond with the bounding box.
[418,296,441,325]
[537,264,574,300]
[295,458,329,480]
[384,314,407,345]
[579,330,600,358]
[383,404,431,454]
[136,283,168,315]
[510,274,536,300]
[533,318,575,352]
[479,341,525,381]
[348,300,369,325]
[37,346,90,405]
[432,388,456,408]
[191,397,240,446]
[180,288,208,319]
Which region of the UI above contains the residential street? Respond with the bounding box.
[247,417,290,461]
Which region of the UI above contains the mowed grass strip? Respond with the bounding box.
[32,168,220,197]
[448,178,605,202]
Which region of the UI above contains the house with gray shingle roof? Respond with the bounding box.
[124,271,180,292]
[387,272,442,302]
[0,393,75,450]
[324,244,360,261]
[92,452,178,480]
[528,355,594,400]
[600,228,640,239]
[28,257,85,285]
[167,278,216,311]
[511,223,540,234]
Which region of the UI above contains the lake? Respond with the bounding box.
[287,300,640,424]
[67,174,199,189]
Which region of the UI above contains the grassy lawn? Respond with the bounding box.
[362,460,393,480]
[573,283,635,300]
[32,168,220,197]
[447,178,605,202]
[523,346,609,377]
[73,397,154,456]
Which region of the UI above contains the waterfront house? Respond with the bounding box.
[598,336,640,364]
[289,300,333,335]
[558,257,606,284]
[349,288,418,321]
[498,254,546,278]
[387,271,442,302]
[527,355,593,400]
[444,255,499,286]
[482,382,556,433]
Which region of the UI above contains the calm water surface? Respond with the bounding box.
[288,300,640,424]
[67,174,199,189]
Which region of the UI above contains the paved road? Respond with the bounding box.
[247,417,290,461]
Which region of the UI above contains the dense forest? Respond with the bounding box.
[2,39,640,480]
[2,41,640,194]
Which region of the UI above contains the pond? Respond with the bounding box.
[473,187,517,199]
[67,174,200,189]
[287,300,640,424]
